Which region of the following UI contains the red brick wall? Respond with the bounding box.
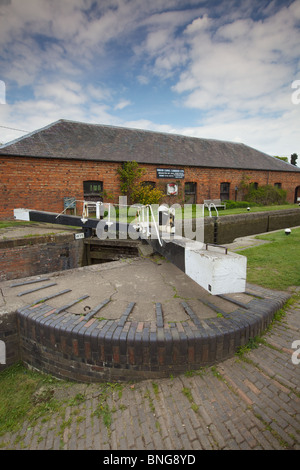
[0,233,85,281]
[0,157,121,219]
[153,167,300,205]
[1,156,300,219]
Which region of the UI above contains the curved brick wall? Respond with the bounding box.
[17,285,290,382]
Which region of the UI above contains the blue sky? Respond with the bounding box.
[0,0,299,161]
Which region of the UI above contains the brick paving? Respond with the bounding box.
[1,294,299,451]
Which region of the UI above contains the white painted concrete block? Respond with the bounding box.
[185,244,247,295]
[14,208,31,221]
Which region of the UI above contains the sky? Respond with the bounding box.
[0,0,299,162]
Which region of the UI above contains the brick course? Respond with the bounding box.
[14,284,290,382]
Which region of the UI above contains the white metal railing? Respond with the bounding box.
[122,203,164,247]
[55,199,84,219]
[55,199,103,221]
[57,199,175,247]
[204,202,219,217]
[140,204,163,246]
[80,201,164,247]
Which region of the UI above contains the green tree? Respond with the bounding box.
[274,156,288,162]
[117,161,164,205]
[245,184,287,205]
[131,183,164,205]
[291,153,298,166]
[117,161,145,204]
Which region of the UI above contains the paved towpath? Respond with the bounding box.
[1,292,299,451]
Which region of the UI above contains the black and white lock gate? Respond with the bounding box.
[14,207,247,295]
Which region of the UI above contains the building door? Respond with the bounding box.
[185,182,197,203]
[220,182,230,201]
[295,186,300,203]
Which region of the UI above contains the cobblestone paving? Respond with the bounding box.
[1,296,299,451]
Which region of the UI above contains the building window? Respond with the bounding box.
[185,182,197,203]
[142,181,156,189]
[274,182,282,189]
[83,180,103,202]
[252,182,259,190]
[220,182,230,201]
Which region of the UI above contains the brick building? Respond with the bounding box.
[0,119,299,219]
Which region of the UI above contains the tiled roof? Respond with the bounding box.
[0,119,298,172]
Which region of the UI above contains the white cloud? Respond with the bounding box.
[35,80,85,105]
[0,78,120,142]
[172,2,300,116]
[159,1,300,159]
[114,100,131,110]
[184,14,210,34]
[133,7,204,79]
[122,118,176,135]
[0,80,5,104]
[137,75,150,85]
[85,84,112,102]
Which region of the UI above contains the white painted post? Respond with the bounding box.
[96,201,101,219]
[0,340,6,364]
